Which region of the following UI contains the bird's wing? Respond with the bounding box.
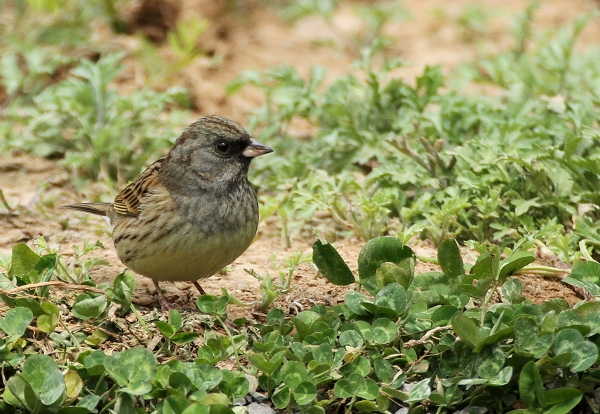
[113,158,165,216]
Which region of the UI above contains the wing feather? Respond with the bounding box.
[113,158,165,216]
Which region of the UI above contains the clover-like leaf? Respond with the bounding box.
[372,318,397,345]
[334,378,353,398]
[0,307,33,340]
[501,278,523,304]
[476,345,505,379]
[405,379,431,403]
[10,354,66,407]
[272,385,291,409]
[104,347,157,394]
[72,294,107,320]
[358,237,415,295]
[9,243,40,279]
[376,260,414,290]
[293,381,317,405]
[374,283,408,316]
[280,361,307,390]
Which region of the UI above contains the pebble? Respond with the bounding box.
[233,398,247,406]
[250,391,269,403]
[245,374,259,393]
[246,402,275,414]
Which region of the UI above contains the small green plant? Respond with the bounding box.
[137,15,209,84]
[154,309,199,346]
[244,251,312,312]
[456,3,490,41]
[3,54,189,186]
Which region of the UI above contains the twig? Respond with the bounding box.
[404,325,452,349]
[0,281,105,295]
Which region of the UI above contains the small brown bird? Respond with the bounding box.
[62,116,273,310]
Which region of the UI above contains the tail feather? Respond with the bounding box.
[61,202,111,217]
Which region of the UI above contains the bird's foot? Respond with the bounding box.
[153,280,172,311]
[192,281,206,296]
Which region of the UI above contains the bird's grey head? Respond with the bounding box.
[160,116,273,193]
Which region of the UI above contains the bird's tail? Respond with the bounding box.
[61,203,111,217]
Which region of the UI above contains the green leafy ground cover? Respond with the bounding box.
[2,1,600,413]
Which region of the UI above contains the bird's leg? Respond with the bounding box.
[192,281,206,296]
[153,280,172,311]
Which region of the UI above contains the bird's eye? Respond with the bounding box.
[216,141,230,154]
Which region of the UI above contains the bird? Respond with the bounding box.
[62,116,273,310]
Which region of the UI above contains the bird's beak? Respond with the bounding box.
[243,139,274,158]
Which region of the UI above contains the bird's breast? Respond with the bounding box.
[112,183,259,282]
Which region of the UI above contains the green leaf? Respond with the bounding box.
[544,388,582,414]
[169,309,183,332]
[280,361,307,390]
[0,307,33,338]
[161,396,192,414]
[312,239,355,286]
[5,374,31,410]
[357,378,379,400]
[272,385,291,409]
[406,379,430,402]
[104,347,157,393]
[38,301,59,333]
[71,294,107,320]
[431,306,460,326]
[488,366,513,386]
[376,260,414,289]
[196,295,219,314]
[569,341,598,372]
[198,393,228,406]
[345,291,371,316]
[437,238,464,278]
[339,355,371,378]
[501,278,523,304]
[339,330,364,348]
[155,321,175,338]
[552,328,584,356]
[358,237,415,295]
[354,400,378,412]
[291,311,320,339]
[499,252,535,281]
[247,354,275,375]
[21,354,66,406]
[476,345,505,379]
[570,261,600,284]
[470,252,493,279]
[372,318,397,345]
[334,379,353,398]
[293,381,317,405]
[181,403,210,414]
[451,314,479,348]
[519,361,544,409]
[374,283,408,315]
[64,370,83,399]
[171,332,200,345]
[105,270,135,306]
[9,243,40,279]
[222,375,249,398]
